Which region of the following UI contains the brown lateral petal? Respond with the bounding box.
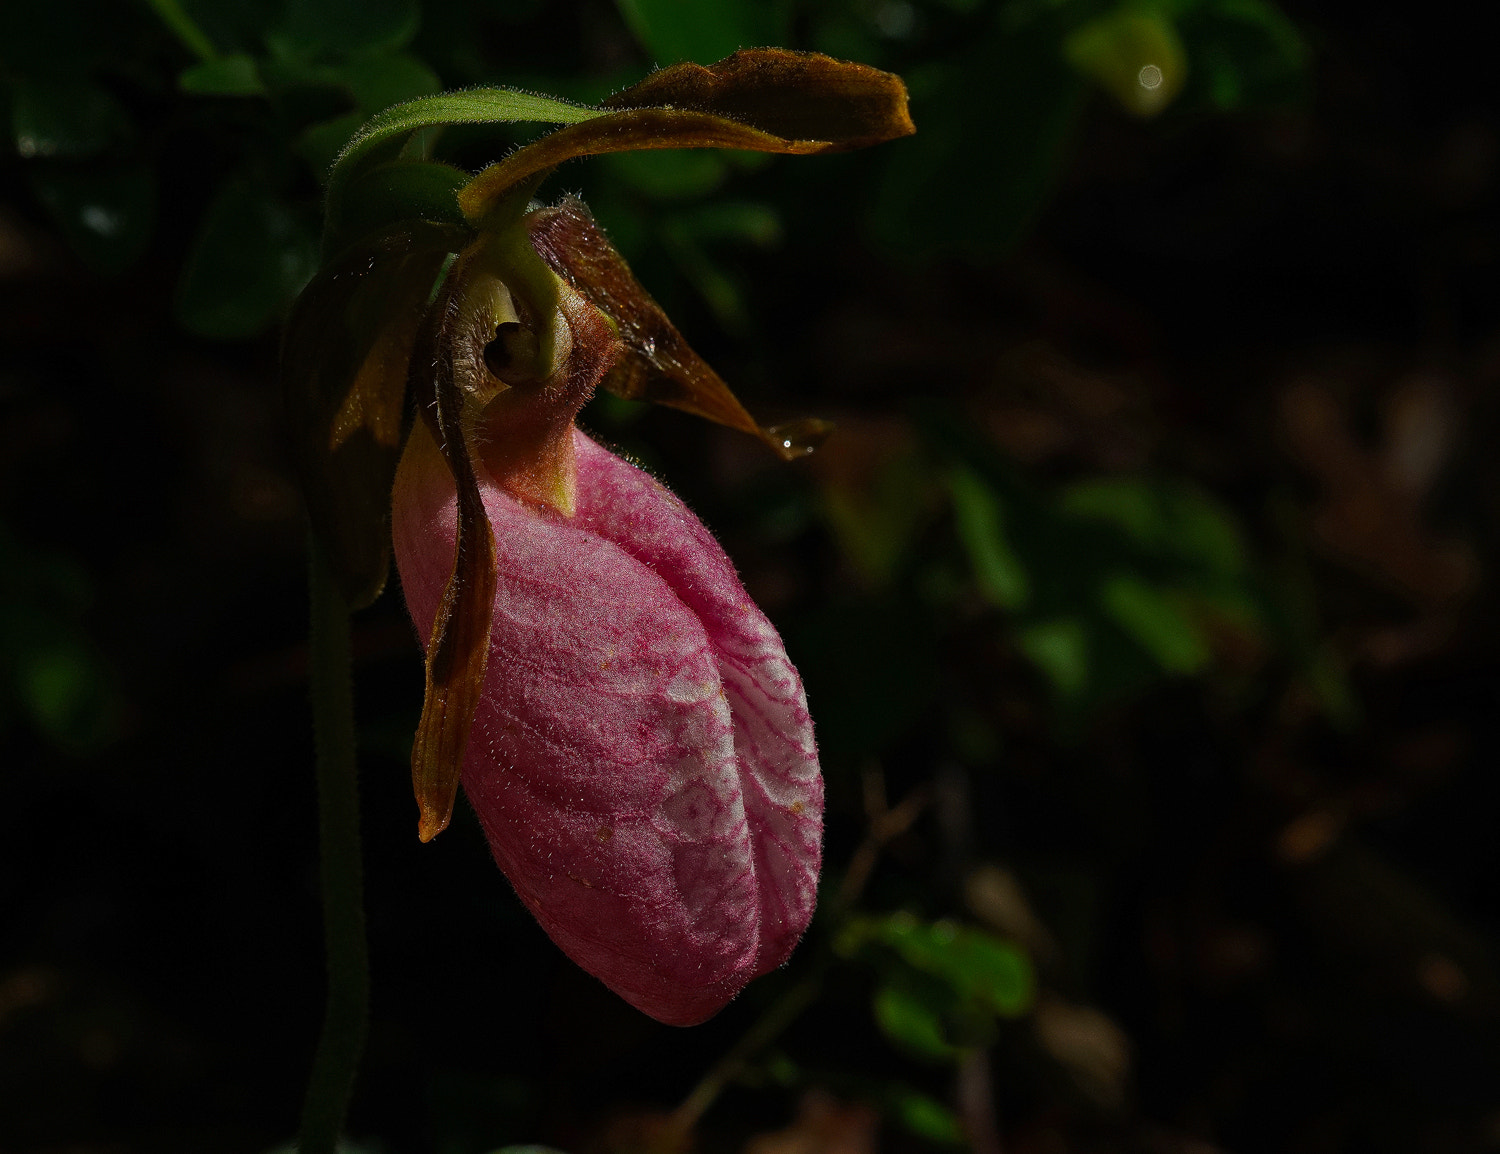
[603,48,915,150]
[283,222,471,608]
[408,268,498,842]
[528,197,813,460]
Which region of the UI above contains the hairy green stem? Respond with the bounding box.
[298,541,370,1154]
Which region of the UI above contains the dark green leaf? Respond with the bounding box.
[180,53,265,96]
[600,148,729,200]
[950,466,1029,610]
[1098,573,1211,674]
[276,0,418,54]
[870,16,1084,260]
[340,51,442,115]
[1015,617,1090,699]
[12,78,132,158]
[175,176,319,338]
[874,982,956,1060]
[29,163,154,274]
[1179,0,1309,110]
[889,1087,965,1143]
[614,0,789,65]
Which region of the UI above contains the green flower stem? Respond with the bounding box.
[298,540,370,1154]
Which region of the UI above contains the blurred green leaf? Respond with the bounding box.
[298,112,368,180]
[870,14,1085,260]
[842,914,1035,1064]
[1179,0,1308,109]
[28,164,155,274]
[1,526,117,752]
[180,53,265,95]
[1064,7,1188,117]
[176,175,319,338]
[20,645,109,744]
[841,914,1035,1016]
[145,0,218,61]
[875,982,956,1060]
[823,450,933,589]
[1098,572,1211,674]
[340,51,442,114]
[950,466,1029,610]
[1058,477,1248,576]
[602,148,729,200]
[274,0,419,55]
[613,0,789,65]
[12,78,132,158]
[655,200,783,331]
[889,1086,965,1143]
[678,200,782,246]
[1015,617,1090,698]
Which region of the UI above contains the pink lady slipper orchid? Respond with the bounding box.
[284,51,912,1024]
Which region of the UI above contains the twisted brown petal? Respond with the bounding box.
[407,262,498,842]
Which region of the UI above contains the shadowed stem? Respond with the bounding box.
[298,541,370,1154]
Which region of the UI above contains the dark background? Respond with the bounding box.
[3,0,1499,1150]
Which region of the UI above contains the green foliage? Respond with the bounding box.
[613,0,790,65]
[28,164,156,275]
[839,912,1035,1059]
[0,526,117,753]
[888,1086,965,1144]
[11,79,133,158]
[175,175,320,338]
[2,0,1307,328]
[924,412,1276,722]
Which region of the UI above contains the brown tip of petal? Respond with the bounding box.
[417,801,452,843]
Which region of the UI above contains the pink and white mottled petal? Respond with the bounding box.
[571,430,823,973]
[393,423,766,1025]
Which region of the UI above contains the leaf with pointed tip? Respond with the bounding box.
[283,221,471,608]
[458,49,913,226]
